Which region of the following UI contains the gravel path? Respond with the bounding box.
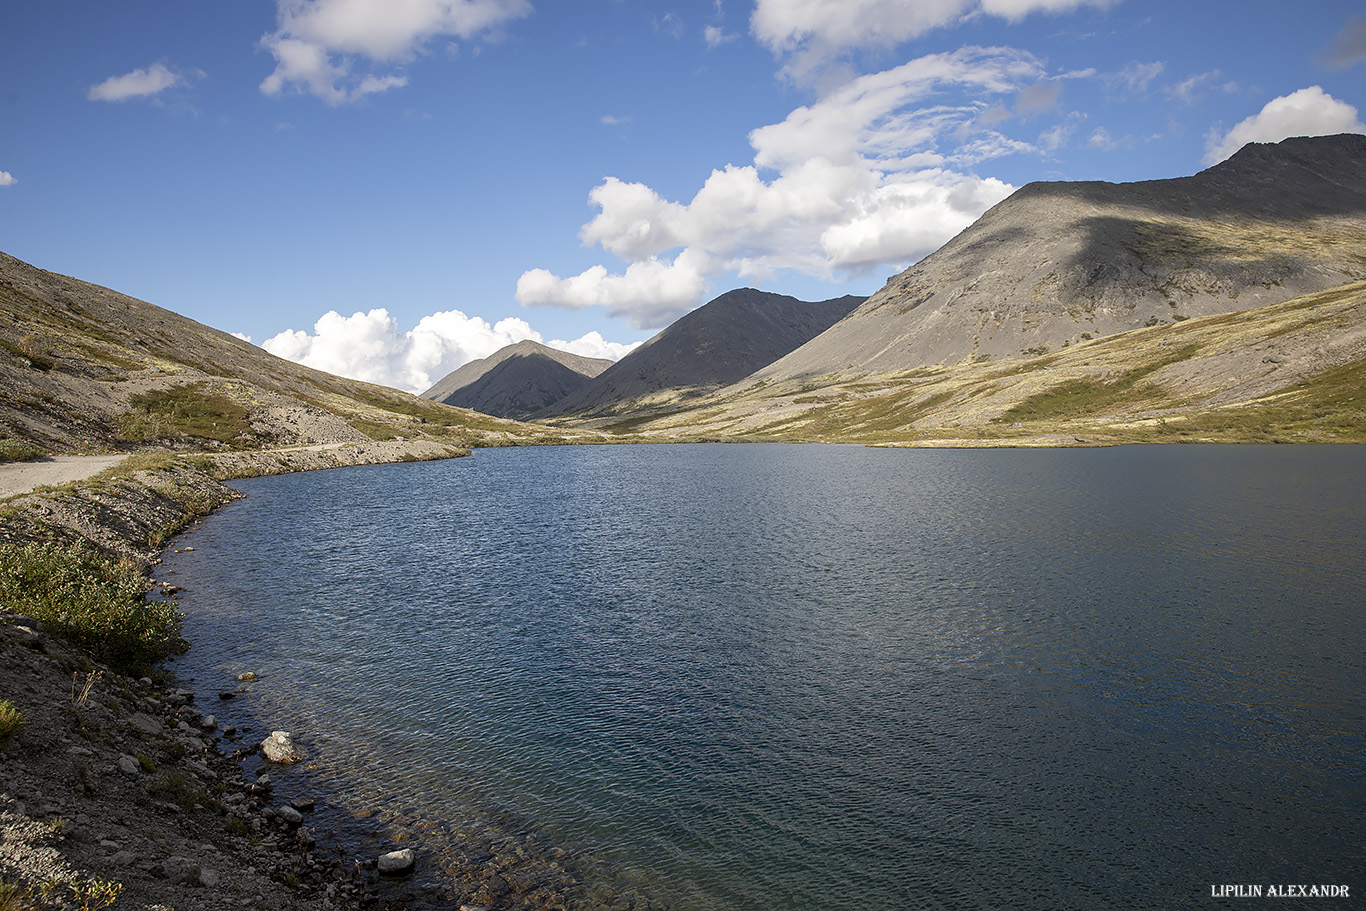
[0,455,127,500]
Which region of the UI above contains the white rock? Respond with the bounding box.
[377,848,415,875]
[260,731,307,764]
[117,755,141,777]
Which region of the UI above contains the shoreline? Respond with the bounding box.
[0,441,470,910]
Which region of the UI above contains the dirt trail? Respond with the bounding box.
[0,455,127,500]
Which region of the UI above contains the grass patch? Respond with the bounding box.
[0,440,44,463]
[119,384,249,445]
[0,700,23,738]
[994,344,1200,424]
[0,542,182,674]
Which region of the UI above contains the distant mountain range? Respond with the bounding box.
[4,135,1362,451]
[421,339,613,420]
[749,133,1366,387]
[534,288,863,421]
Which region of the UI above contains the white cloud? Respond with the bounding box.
[261,306,635,394]
[1204,86,1366,164]
[751,0,1113,81]
[87,63,184,102]
[1111,60,1163,95]
[517,251,712,330]
[546,332,641,361]
[0,170,15,187]
[1087,126,1132,150]
[1164,70,1237,106]
[516,46,1035,329]
[231,331,253,343]
[260,0,531,104]
[704,25,739,48]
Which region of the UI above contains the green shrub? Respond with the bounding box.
[0,440,43,464]
[0,700,23,738]
[0,542,182,674]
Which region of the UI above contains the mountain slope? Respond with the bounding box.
[750,134,1366,386]
[538,288,863,419]
[421,339,613,419]
[0,251,591,456]
[620,279,1366,445]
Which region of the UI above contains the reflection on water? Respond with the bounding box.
[165,444,1366,910]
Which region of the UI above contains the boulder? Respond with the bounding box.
[377,848,416,875]
[128,713,162,735]
[260,731,307,764]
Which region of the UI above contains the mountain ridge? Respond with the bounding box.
[421,339,613,419]
[747,133,1366,387]
[537,288,864,419]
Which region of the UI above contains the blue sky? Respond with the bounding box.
[2,1,1364,393]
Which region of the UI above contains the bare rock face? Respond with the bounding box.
[260,730,307,764]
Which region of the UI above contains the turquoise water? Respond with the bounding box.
[164,444,1366,910]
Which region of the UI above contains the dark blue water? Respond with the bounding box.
[164,444,1366,910]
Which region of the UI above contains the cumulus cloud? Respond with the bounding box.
[751,0,1113,81]
[260,0,531,104]
[1204,86,1366,164]
[261,306,636,394]
[516,46,1037,329]
[87,63,185,102]
[0,170,15,187]
[546,331,641,361]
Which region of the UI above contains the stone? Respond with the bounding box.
[110,850,137,867]
[117,755,141,777]
[162,856,201,886]
[260,731,307,764]
[277,806,304,826]
[199,868,220,888]
[290,796,315,812]
[219,691,236,700]
[255,774,273,790]
[128,713,162,735]
[201,715,216,730]
[377,849,416,875]
[236,671,258,681]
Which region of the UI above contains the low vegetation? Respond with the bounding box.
[118,384,250,446]
[0,439,43,463]
[0,699,23,738]
[0,542,181,674]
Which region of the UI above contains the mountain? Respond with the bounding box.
[0,251,591,456]
[616,279,1366,445]
[420,339,613,419]
[748,134,1366,387]
[536,288,864,420]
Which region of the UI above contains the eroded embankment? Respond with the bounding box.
[0,441,468,911]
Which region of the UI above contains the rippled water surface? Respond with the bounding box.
[165,444,1366,910]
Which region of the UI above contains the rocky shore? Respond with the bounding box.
[0,443,473,910]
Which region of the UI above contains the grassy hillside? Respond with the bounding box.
[0,252,598,458]
[613,280,1366,446]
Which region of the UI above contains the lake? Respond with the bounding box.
[162,444,1366,910]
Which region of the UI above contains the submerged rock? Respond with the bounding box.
[260,731,307,764]
[377,848,416,875]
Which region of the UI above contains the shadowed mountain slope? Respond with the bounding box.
[421,340,613,419]
[0,251,590,455]
[749,134,1366,386]
[537,288,863,418]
